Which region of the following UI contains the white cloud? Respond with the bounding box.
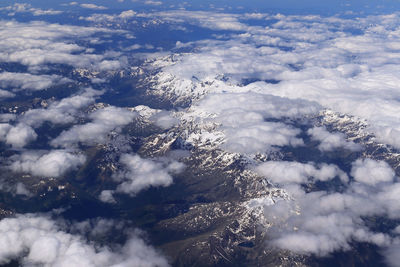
[351,158,395,186]
[0,3,62,16]
[249,157,400,259]
[256,161,348,184]
[144,0,162,5]
[256,181,392,256]
[119,10,136,18]
[0,214,169,267]
[21,88,102,127]
[139,11,247,31]
[10,150,86,177]
[148,12,400,151]
[307,126,361,152]
[222,122,303,154]
[4,123,37,148]
[0,89,14,98]
[99,190,116,203]
[118,12,400,263]
[150,111,178,129]
[0,21,124,70]
[51,106,137,148]
[383,243,400,267]
[1,8,400,266]
[80,3,108,10]
[99,154,184,200]
[114,154,179,195]
[183,92,319,154]
[0,72,70,92]
[82,10,136,22]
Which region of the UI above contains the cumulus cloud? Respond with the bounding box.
[351,158,395,185]
[114,154,182,195]
[250,157,400,261]
[100,153,185,200]
[21,88,102,127]
[0,72,70,92]
[51,106,137,148]
[0,123,37,148]
[99,190,116,203]
[82,10,136,22]
[10,150,86,177]
[260,183,395,256]
[119,10,136,18]
[307,126,361,152]
[0,214,169,267]
[256,161,348,184]
[266,192,392,256]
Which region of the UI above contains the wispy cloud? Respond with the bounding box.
[80,3,108,10]
[0,3,62,16]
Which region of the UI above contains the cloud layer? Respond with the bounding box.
[1,5,400,267]
[150,12,400,151]
[143,11,400,265]
[0,20,124,70]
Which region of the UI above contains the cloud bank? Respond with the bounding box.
[150,12,400,151]
[0,20,124,70]
[144,11,400,264]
